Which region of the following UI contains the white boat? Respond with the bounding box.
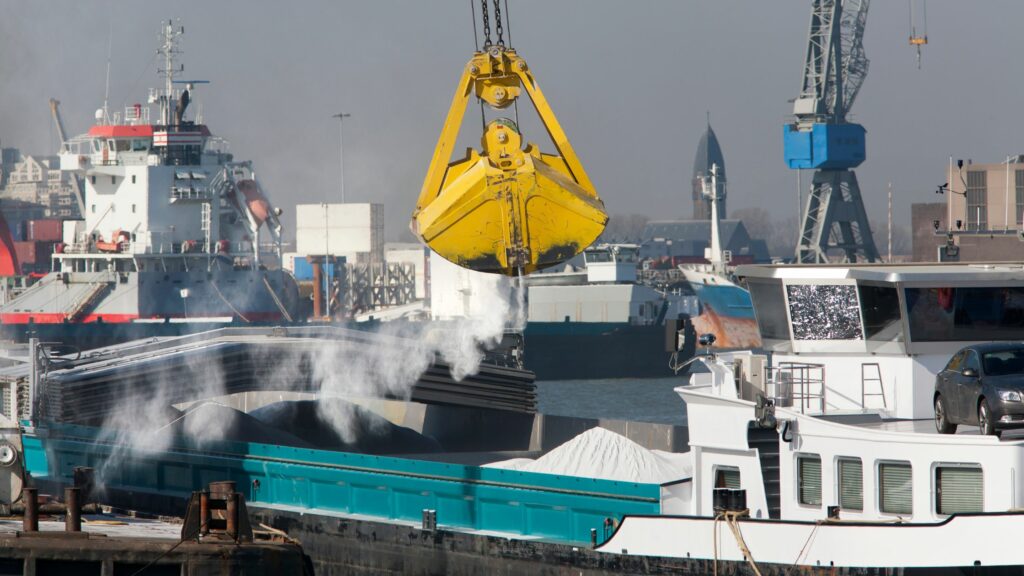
[597,261,1024,571]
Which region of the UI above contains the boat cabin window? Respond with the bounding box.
[787,284,863,340]
[878,461,913,515]
[858,284,903,342]
[615,248,638,263]
[837,457,863,511]
[585,250,612,263]
[713,466,740,490]
[747,280,790,340]
[935,465,983,515]
[131,138,149,152]
[905,286,1024,342]
[797,454,822,507]
[91,139,102,153]
[114,139,131,152]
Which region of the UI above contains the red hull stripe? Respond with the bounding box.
[0,312,285,325]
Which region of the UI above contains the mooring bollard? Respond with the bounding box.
[22,487,37,533]
[225,491,239,540]
[65,487,81,532]
[199,491,210,536]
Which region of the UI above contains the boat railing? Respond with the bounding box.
[170,186,211,201]
[766,361,826,414]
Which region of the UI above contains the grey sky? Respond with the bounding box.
[2,1,1022,243]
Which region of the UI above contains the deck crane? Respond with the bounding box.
[412,2,608,276]
[784,0,880,264]
[48,98,86,217]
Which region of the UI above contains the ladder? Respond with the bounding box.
[861,363,887,409]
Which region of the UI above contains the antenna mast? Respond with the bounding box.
[102,22,113,124]
[156,20,184,126]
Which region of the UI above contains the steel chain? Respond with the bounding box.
[493,0,504,47]
[481,0,492,47]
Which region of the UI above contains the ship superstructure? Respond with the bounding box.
[0,21,299,325]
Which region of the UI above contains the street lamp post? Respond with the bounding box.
[332,113,351,203]
[326,112,351,321]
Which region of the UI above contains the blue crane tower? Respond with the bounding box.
[784,0,880,263]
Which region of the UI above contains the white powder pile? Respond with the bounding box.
[485,427,692,485]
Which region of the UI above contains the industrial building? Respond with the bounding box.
[917,157,1024,262]
[295,202,384,264]
[0,150,80,219]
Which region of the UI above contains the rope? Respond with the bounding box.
[210,279,251,323]
[792,520,823,566]
[262,275,294,322]
[713,510,761,576]
[130,518,210,576]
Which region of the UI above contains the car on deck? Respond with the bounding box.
[934,343,1024,436]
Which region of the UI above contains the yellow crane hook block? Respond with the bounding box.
[412,47,608,276]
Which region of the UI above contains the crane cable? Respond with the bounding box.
[477,0,511,50]
[481,0,492,48]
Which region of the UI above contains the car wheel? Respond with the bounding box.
[934,395,957,434]
[979,400,999,437]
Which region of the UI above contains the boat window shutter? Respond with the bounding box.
[715,467,740,490]
[936,466,983,515]
[838,457,863,511]
[879,462,913,515]
[798,454,822,506]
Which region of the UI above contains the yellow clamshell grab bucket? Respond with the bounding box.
[412,46,608,276]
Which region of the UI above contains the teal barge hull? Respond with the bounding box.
[21,422,660,545]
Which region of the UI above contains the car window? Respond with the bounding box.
[946,351,966,371]
[983,349,1024,377]
[964,350,981,373]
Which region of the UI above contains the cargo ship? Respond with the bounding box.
[0,22,300,336]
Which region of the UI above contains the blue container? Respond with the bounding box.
[783,123,866,170]
[292,257,336,281]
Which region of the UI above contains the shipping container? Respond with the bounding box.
[291,256,339,281]
[13,241,36,265]
[13,241,56,268]
[26,219,63,242]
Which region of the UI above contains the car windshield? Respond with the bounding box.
[982,349,1024,376]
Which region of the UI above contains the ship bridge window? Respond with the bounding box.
[748,280,789,340]
[713,466,740,490]
[905,287,1024,342]
[858,284,903,342]
[131,139,149,152]
[585,251,612,263]
[935,465,983,515]
[91,139,102,153]
[879,461,913,515]
[114,139,131,152]
[797,454,822,506]
[615,249,638,263]
[787,284,863,340]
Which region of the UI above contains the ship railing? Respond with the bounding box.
[766,362,826,415]
[170,186,211,201]
[123,105,151,124]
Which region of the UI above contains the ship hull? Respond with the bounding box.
[521,321,689,380]
[0,267,300,348]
